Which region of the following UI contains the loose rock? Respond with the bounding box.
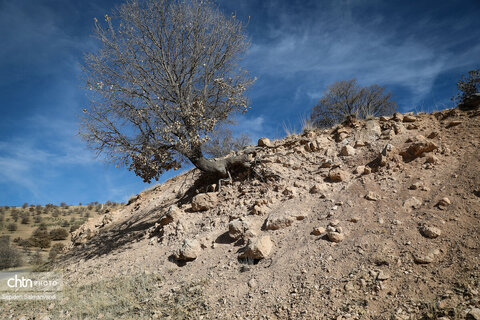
[419,225,442,239]
[191,193,218,212]
[239,236,273,260]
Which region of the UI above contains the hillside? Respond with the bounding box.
[3,105,480,319]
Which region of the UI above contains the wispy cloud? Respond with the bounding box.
[244,0,480,109]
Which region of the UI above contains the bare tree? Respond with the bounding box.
[80,0,255,182]
[310,79,397,128]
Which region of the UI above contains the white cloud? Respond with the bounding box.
[244,1,480,108]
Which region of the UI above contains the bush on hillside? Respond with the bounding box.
[49,228,69,241]
[0,242,23,270]
[310,79,397,128]
[453,69,480,104]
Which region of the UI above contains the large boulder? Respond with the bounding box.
[191,193,218,212]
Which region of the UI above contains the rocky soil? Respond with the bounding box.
[3,105,480,319]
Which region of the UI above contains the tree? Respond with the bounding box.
[310,79,397,128]
[81,0,255,182]
[453,69,479,105]
[49,228,69,241]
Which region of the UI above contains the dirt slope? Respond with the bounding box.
[5,106,480,319]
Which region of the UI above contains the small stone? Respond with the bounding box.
[258,137,272,147]
[344,282,355,292]
[264,215,294,230]
[414,253,434,264]
[354,165,366,174]
[340,145,356,156]
[445,121,462,129]
[425,155,439,164]
[427,131,439,139]
[228,219,251,240]
[467,308,480,320]
[354,140,366,148]
[191,193,218,212]
[159,205,180,226]
[409,182,422,190]
[328,168,350,182]
[437,197,451,207]
[327,231,345,243]
[393,112,404,122]
[310,184,325,194]
[419,225,442,239]
[377,270,390,281]
[312,227,326,236]
[403,115,417,122]
[349,216,360,223]
[248,278,257,288]
[365,191,379,201]
[403,197,422,211]
[329,219,340,227]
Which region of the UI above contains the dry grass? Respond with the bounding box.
[1,273,208,319]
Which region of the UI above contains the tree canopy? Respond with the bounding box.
[80,0,255,182]
[310,79,397,128]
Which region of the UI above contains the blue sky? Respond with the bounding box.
[1,0,479,206]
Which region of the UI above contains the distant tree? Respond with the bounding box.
[80,0,255,182]
[310,79,397,128]
[30,230,51,249]
[453,69,480,105]
[22,202,28,209]
[49,228,69,241]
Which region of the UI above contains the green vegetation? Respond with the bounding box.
[0,201,123,269]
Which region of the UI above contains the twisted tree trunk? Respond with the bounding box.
[187,147,253,177]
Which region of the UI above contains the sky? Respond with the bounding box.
[0,0,479,206]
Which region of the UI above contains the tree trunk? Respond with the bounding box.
[188,149,252,177]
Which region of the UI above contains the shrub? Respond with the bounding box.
[453,69,480,104]
[7,223,17,232]
[21,216,30,224]
[0,242,23,270]
[49,228,69,241]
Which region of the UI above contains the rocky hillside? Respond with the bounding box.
[4,105,480,319]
